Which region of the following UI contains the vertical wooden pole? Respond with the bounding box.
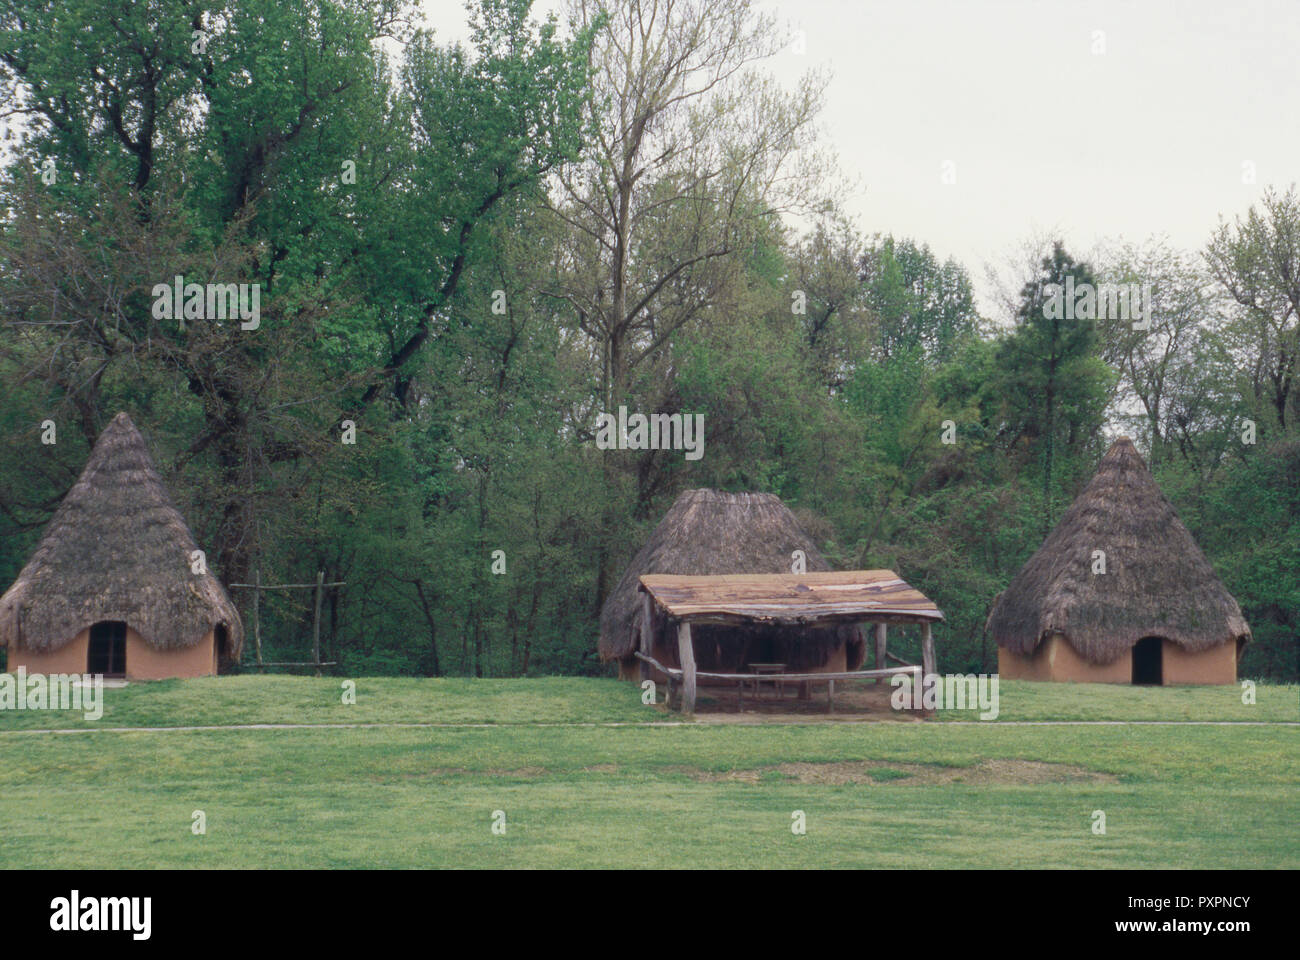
[313,570,324,677]
[874,622,887,683]
[677,621,697,714]
[921,621,936,704]
[253,567,263,671]
[640,592,655,683]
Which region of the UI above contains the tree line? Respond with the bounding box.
[1,0,1295,679]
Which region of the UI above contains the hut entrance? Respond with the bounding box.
[215,624,230,672]
[1131,636,1162,685]
[88,621,127,678]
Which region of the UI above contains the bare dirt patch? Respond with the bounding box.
[671,758,1118,786]
[423,766,550,778]
[407,764,619,780]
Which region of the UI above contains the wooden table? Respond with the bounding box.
[748,663,788,700]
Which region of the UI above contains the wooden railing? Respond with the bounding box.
[633,651,922,712]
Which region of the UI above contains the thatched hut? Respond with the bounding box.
[599,489,868,680]
[987,437,1249,685]
[0,412,243,679]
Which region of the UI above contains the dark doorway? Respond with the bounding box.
[1131,636,1163,685]
[215,624,229,673]
[88,621,127,678]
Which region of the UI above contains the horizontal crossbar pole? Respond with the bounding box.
[632,652,919,684]
[689,667,921,683]
[229,582,347,590]
[243,661,339,667]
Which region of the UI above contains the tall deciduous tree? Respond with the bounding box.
[551,0,829,410]
[996,242,1112,533]
[1096,240,1215,464]
[1205,186,1300,432]
[859,234,979,365]
[548,0,830,610]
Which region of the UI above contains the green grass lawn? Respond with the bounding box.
[0,675,653,729]
[0,676,1295,868]
[934,677,1299,722]
[0,675,1293,730]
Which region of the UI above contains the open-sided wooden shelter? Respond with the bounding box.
[0,412,243,680]
[635,570,944,712]
[987,437,1250,685]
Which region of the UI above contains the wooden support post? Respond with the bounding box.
[921,622,936,704]
[677,621,697,714]
[827,678,835,713]
[874,623,887,683]
[640,593,655,683]
[253,567,263,671]
[312,570,324,677]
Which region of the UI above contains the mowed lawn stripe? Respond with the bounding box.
[0,677,1294,730]
[1,723,1295,868]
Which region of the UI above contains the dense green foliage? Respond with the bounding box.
[1,0,1295,680]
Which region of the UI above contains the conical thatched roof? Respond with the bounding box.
[987,437,1249,664]
[0,412,243,655]
[599,489,832,660]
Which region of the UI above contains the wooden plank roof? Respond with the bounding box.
[638,570,944,625]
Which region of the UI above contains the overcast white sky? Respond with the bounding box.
[422,0,1300,316]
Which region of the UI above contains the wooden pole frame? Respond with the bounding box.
[312,570,324,678]
[253,566,263,670]
[921,621,936,703]
[229,570,343,674]
[640,592,655,683]
[677,620,697,714]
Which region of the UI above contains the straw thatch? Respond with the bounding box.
[599,489,841,662]
[0,412,243,656]
[987,437,1249,664]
